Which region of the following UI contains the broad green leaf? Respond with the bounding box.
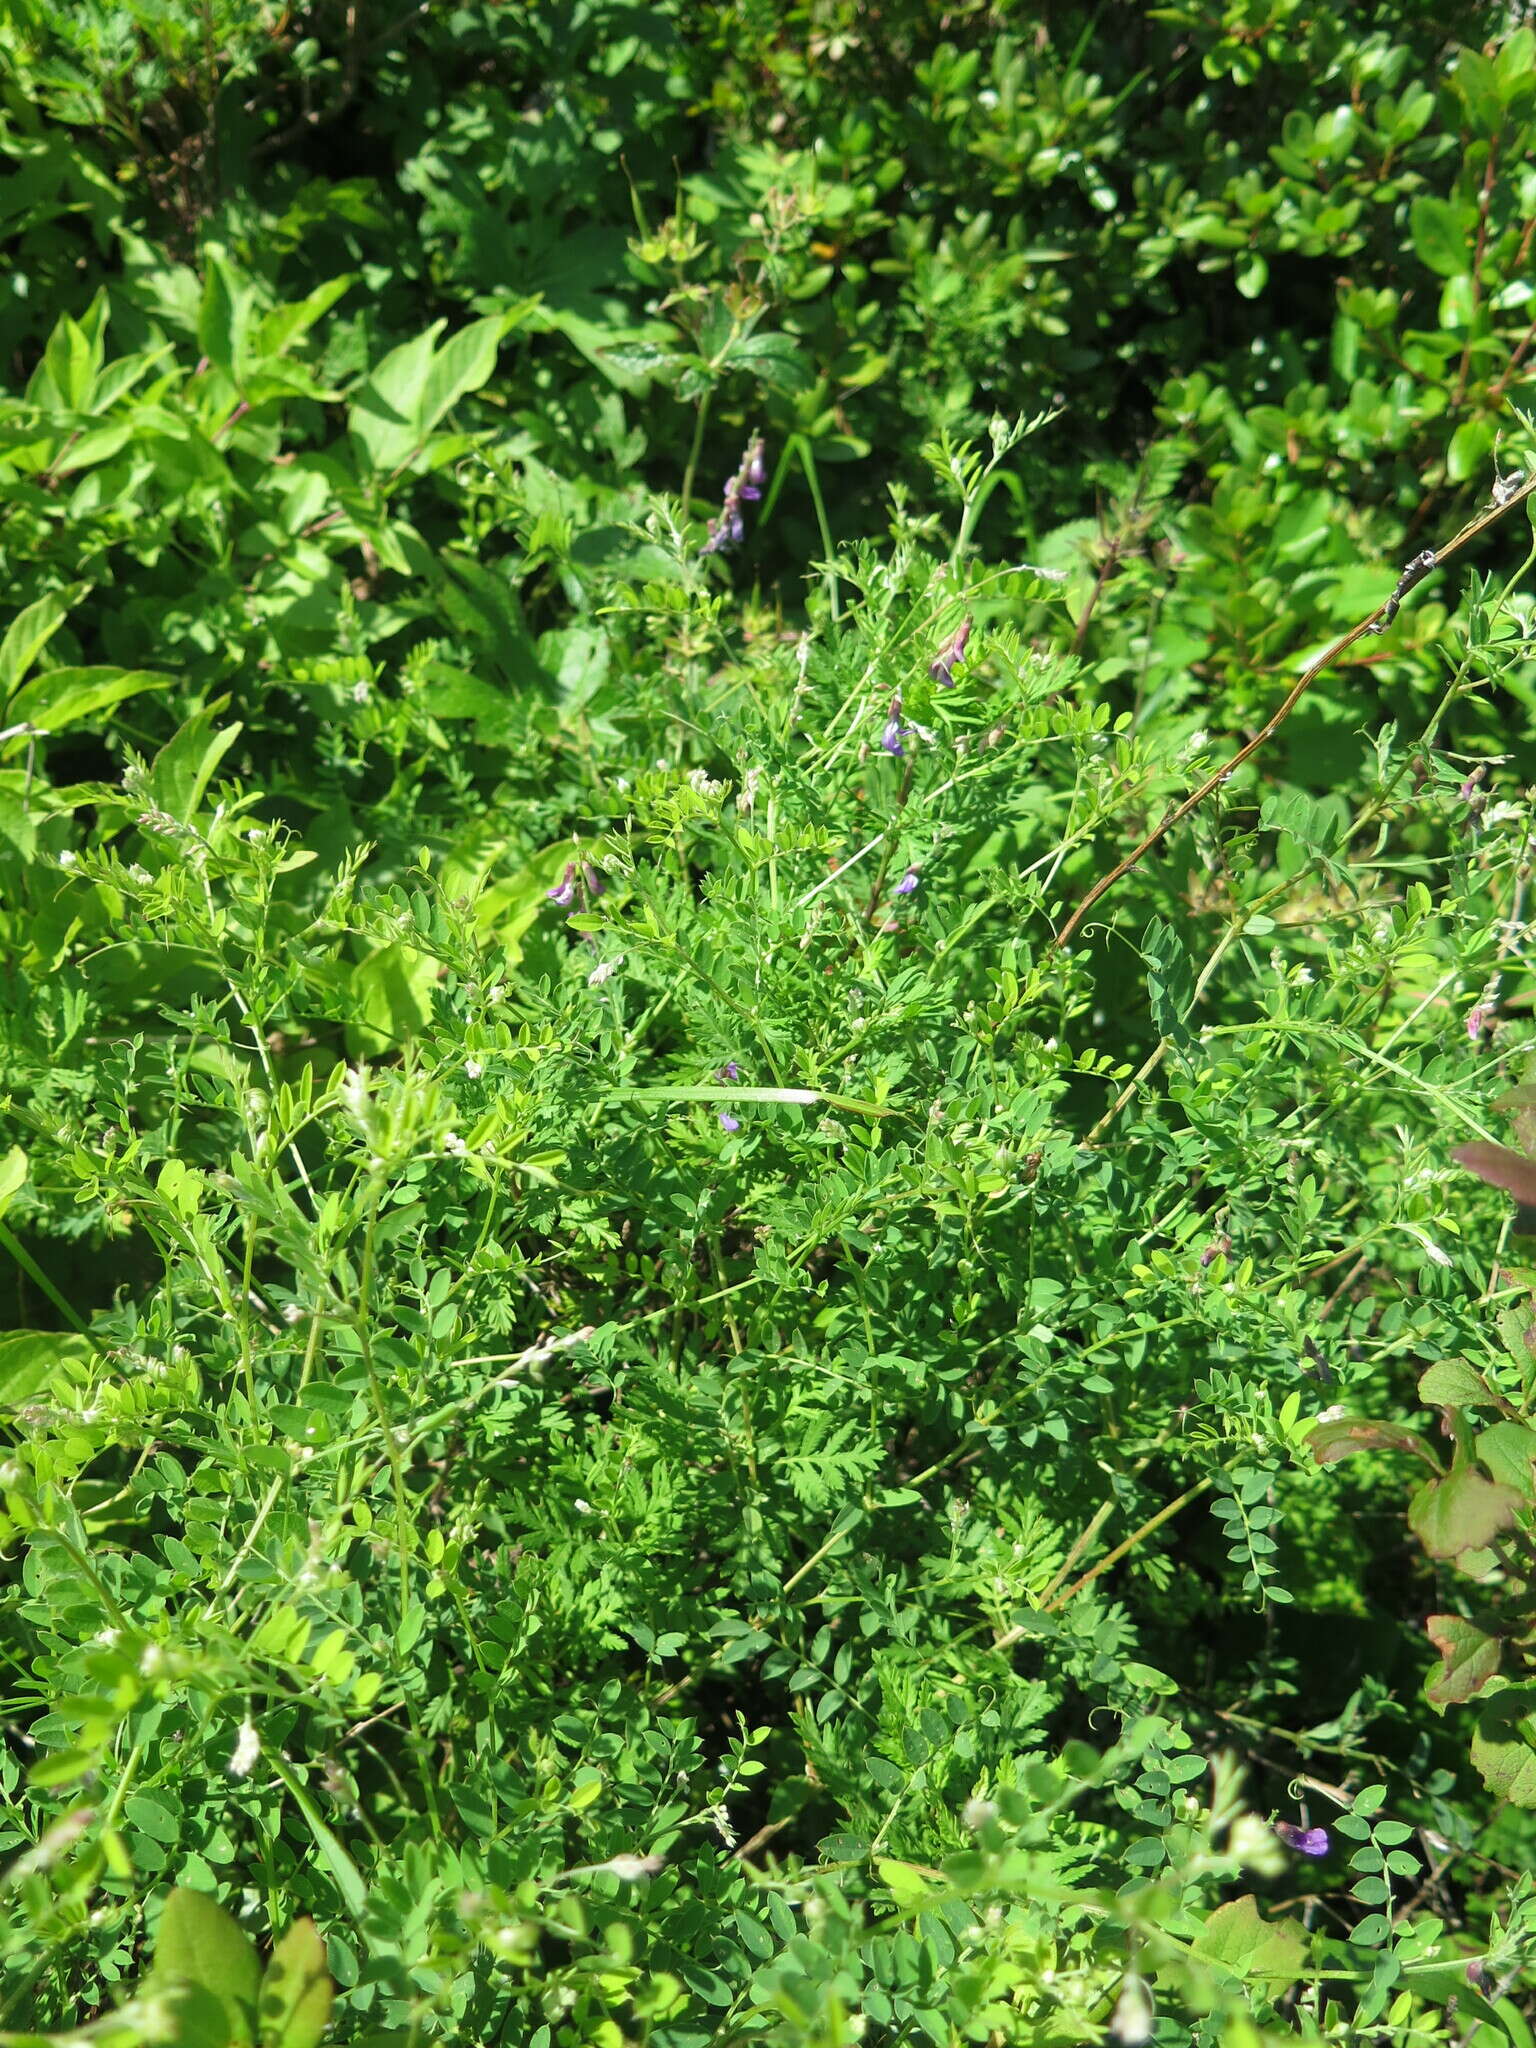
[0,1147,27,1222]
[1310,1414,1440,1469]
[1418,1359,1497,1410]
[1190,1894,1306,1983]
[415,314,506,439]
[198,252,250,381]
[258,1919,332,2048]
[254,275,357,359]
[1450,46,1503,133]
[1409,196,1470,279]
[10,667,170,735]
[38,309,102,412]
[151,1888,260,2045]
[346,942,437,1052]
[876,1859,938,1911]
[1476,1421,1536,1498]
[0,1329,91,1405]
[725,330,813,394]
[347,322,446,471]
[1471,1685,1536,1806]
[1448,417,1495,483]
[1424,1613,1501,1706]
[0,592,73,697]
[1496,26,1536,92]
[146,706,244,824]
[1408,1465,1520,1558]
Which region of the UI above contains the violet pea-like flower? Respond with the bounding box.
[929,616,972,686]
[881,695,909,757]
[1273,1821,1329,1858]
[894,869,919,897]
[547,862,578,908]
[700,434,767,555]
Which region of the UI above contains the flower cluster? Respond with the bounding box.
[700,436,767,556]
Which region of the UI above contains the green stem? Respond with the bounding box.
[0,1220,91,1336]
[681,388,713,520]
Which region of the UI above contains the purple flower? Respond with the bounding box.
[547,862,577,908]
[894,869,919,896]
[700,435,767,554]
[881,695,909,757]
[716,1062,740,1081]
[929,616,972,686]
[1467,1004,1493,1041]
[718,1112,740,1133]
[1274,1822,1329,1858]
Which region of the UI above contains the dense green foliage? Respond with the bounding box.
[4,2,1536,2043]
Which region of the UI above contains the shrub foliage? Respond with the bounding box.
[3,4,1536,2044]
